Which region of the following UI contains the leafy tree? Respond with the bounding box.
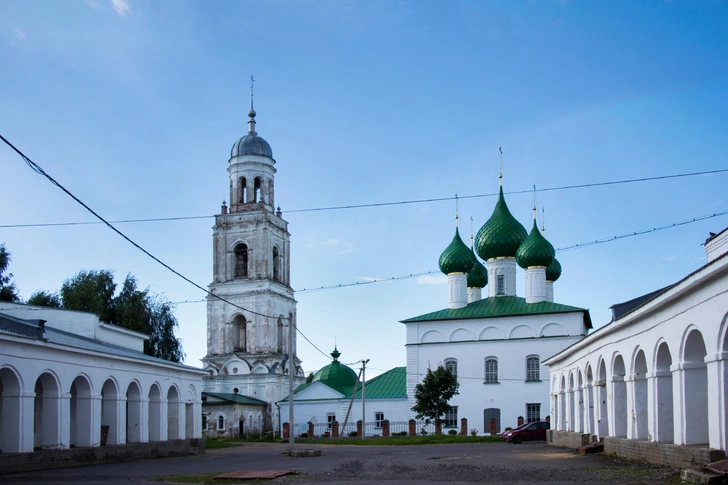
[411,364,460,426]
[60,269,116,323]
[27,290,62,308]
[60,270,184,362]
[0,243,20,302]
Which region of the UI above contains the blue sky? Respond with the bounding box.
[2,0,727,377]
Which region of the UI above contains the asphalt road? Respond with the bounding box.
[1,441,679,484]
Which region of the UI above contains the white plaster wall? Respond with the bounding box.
[0,335,205,452]
[545,255,728,450]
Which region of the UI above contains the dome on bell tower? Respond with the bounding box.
[231,108,273,158]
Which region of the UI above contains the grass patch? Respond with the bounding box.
[299,434,503,445]
[155,472,230,484]
[204,438,246,449]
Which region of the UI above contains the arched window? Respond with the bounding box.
[485,357,498,383]
[239,177,247,203]
[444,359,457,377]
[277,316,284,353]
[217,415,224,431]
[232,315,246,351]
[234,244,248,278]
[496,275,505,295]
[248,414,253,430]
[272,246,280,282]
[257,414,262,430]
[526,355,540,381]
[254,177,262,203]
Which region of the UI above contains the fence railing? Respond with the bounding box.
[286,420,438,438]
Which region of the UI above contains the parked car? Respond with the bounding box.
[499,422,528,440]
[503,420,550,444]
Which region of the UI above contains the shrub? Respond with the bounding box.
[470,429,478,436]
[348,431,358,437]
[300,432,308,438]
[393,431,408,436]
[447,429,458,436]
[420,428,428,436]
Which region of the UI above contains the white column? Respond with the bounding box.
[646,372,658,442]
[545,281,554,303]
[565,388,573,431]
[705,352,728,450]
[467,287,482,303]
[160,398,169,441]
[626,376,637,439]
[670,364,686,445]
[524,267,547,304]
[575,386,583,433]
[447,273,468,309]
[59,392,72,449]
[140,397,150,443]
[557,390,566,430]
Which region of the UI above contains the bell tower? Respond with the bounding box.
[202,91,303,431]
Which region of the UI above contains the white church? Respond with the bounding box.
[200,100,305,436]
[276,173,593,436]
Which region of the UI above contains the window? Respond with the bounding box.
[239,177,247,203]
[257,414,263,430]
[327,413,336,430]
[526,356,540,381]
[485,357,498,383]
[273,246,280,281]
[496,275,505,295]
[277,317,285,353]
[254,177,262,203]
[234,244,248,278]
[202,415,208,431]
[375,412,385,428]
[444,406,458,428]
[444,359,457,377]
[232,315,246,351]
[526,403,541,423]
[217,415,225,431]
[248,415,253,431]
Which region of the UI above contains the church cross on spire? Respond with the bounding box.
[247,74,257,134]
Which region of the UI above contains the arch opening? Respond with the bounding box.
[35,372,61,450]
[683,330,708,445]
[148,384,162,441]
[598,360,609,438]
[167,386,180,440]
[0,367,23,453]
[126,382,142,443]
[70,376,92,447]
[632,350,648,439]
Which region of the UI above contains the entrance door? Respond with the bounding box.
[484,408,500,435]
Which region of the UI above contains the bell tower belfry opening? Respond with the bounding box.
[202,88,304,434]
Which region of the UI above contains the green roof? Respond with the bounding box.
[546,257,562,282]
[516,219,555,268]
[353,367,406,399]
[202,392,267,406]
[439,227,476,275]
[467,249,488,288]
[401,295,592,328]
[475,187,528,260]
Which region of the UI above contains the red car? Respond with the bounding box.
[503,420,550,444]
[499,422,529,440]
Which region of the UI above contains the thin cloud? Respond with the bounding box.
[338,248,355,254]
[416,274,447,285]
[111,0,130,16]
[85,0,98,7]
[13,29,26,40]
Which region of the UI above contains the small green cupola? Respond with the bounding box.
[439,227,476,275]
[467,249,488,288]
[516,219,555,268]
[475,187,528,261]
[311,347,358,395]
[546,257,562,282]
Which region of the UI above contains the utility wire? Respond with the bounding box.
[1,134,332,361]
[2,168,726,229]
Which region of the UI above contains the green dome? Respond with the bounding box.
[475,187,528,260]
[312,347,358,393]
[439,227,476,275]
[467,249,488,288]
[516,219,555,268]
[546,257,562,282]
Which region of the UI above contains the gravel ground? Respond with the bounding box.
[1,442,682,485]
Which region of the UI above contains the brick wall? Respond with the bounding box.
[0,439,205,474]
[603,437,725,469]
[548,430,726,469]
[548,430,593,448]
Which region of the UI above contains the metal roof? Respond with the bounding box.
[353,367,406,399]
[401,295,592,328]
[202,392,267,406]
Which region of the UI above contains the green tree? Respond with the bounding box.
[0,243,21,302]
[411,364,460,426]
[27,290,62,308]
[60,269,116,323]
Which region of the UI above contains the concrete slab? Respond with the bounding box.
[213,469,295,480]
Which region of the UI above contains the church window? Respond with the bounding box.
[496,275,505,295]
[273,246,280,282]
[526,403,541,423]
[444,406,458,428]
[526,356,540,381]
[239,177,247,203]
[257,414,262,430]
[327,413,336,429]
[254,177,262,203]
[232,315,246,351]
[217,415,225,431]
[375,412,385,428]
[485,357,499,383]
[277,317,285,353]
[248,415,253,431]
[234,244,248,278]
[444,359,457,378]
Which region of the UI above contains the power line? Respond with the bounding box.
[2,168,727,229]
